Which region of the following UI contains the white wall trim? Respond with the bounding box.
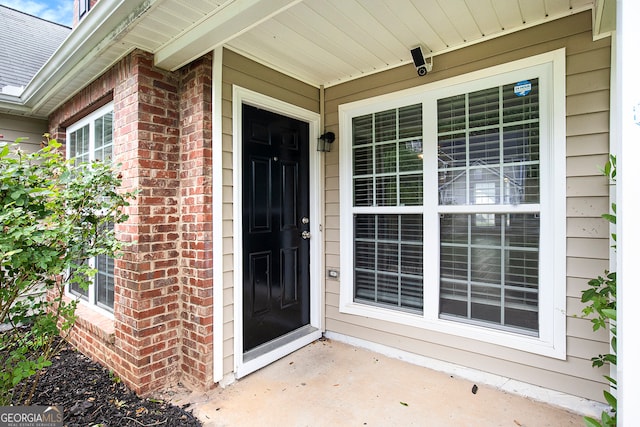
[211,47,225,384]
[325,331,607,418]
[617,0,640,422]
[232,86,322,378]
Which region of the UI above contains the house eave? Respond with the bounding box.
[16,0,155,118]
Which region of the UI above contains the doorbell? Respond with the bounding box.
[410,46,432,77]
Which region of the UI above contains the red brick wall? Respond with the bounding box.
[112,50,182,395]
[177,54,214,390]
[48,49,215,396]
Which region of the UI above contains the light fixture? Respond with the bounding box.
[317,131,335,152]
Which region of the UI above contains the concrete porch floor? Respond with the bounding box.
[179,338,593,427]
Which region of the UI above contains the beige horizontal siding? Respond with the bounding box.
[567,217,611,239]
[0,114,48,153]
[322,10,611,402]
[566,111,610,136]
[567,154,611,177]
[567,196,610,217]
[566,133,609,157]
[219,48,320,378]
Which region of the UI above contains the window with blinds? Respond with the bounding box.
[341,52,565,355]
[437,79,541,334]
[352,104,424,312]
[349,80,541,332]
[67,106,115,313]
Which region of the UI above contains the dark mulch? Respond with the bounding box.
[13,344,202,427]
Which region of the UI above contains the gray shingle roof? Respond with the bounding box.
[0,5,71,92]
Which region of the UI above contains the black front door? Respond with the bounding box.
[242,104,310,353]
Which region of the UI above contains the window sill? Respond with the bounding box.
[71,300,115,345]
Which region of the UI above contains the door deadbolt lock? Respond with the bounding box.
[301,217,309,224]
[301,231,311,240]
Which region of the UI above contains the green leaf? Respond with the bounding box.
[0,144,9,158]
[601,309,616,321]
[584,416,603,427]
[603,390,617,410]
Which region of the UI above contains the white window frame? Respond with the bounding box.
[339,50,566,358]
[65,103,115,319]
[79,0,90,19]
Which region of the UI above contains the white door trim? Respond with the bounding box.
[211,47,225,383]
[232,86,322,378]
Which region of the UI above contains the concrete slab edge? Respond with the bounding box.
[324,331,609,418]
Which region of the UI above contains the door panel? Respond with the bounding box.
[242,104,310,353]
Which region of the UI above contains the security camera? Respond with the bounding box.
[410,46,432,77]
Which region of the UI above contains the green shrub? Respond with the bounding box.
[0,137,134,404]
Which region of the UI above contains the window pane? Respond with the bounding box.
[353,115,373,146]
[440,214,468,244]
[469,87,499,128]
[399,140,423,172]
[438,133,466,168]
[353,104,423,208]
[376,143,397,174]
[439,169,467,205]
[440,245,468,281]
[375,109,396,142]
[439,214,539,334]
[438,94,466,133]
[375,176,397,206]
[399,174,423,206]
[469,128,500,165]
[503,123,540,204]
[503,78,539,123]
[399,104,422,138]
[95,254,114,310]
[470,169,499,205]
[70,124,90,163]
[354,146,373,176]
[94,112,114,162]
[437,83,539,207]
[70,281,89,299]
[69,260,89,299]
[354,178,373,206]
[354,214,423,313]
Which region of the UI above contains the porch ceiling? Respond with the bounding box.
[150,0,597,86]
[3,0,613,119]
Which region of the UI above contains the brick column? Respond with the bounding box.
[113,50,182,394]
[178,54,214,389]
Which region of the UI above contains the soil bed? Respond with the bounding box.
[13,344,202,427]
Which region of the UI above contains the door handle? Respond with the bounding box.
[301,231,311,240]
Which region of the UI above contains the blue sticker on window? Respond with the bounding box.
[514,80,532,97]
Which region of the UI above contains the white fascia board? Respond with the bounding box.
[154,0,302,71]
[20,0,154,114]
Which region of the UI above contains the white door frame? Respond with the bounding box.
[232,86,323,378]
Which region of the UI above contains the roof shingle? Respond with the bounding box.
[0,5,71,92]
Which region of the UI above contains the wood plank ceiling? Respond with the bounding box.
[146,0,595,87]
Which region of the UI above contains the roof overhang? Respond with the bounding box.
[594,0,616,38]
[0,0,613,120]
